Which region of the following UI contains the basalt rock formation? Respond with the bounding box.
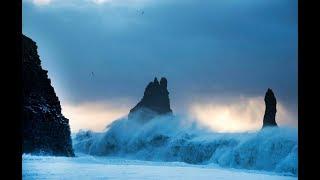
[262,88,278,128]
[128,77,173,120]
[22,34,74,156]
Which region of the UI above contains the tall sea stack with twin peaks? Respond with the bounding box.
[262,88,278,128]
[22,34,74,156]
[128,77,173,120]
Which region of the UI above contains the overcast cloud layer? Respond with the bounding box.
[23,0,298,132]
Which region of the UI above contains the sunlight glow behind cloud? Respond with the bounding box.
[61,96,297,133]
[32,0,51,5]
[25,0,151,6]
[189,96,297,132]
[91,0,112,4]
[61,101,130,132]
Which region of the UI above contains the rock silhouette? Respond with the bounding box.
[22,34,74,156]
[128,77,172,120]
[262,88,278,128]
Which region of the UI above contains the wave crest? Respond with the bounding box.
[73,114,297,176]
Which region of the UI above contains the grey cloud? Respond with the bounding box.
[22,0,297,116]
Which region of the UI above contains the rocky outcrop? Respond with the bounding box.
[22,34,74,156]
[128,77,172,120]
[262,88,278,128]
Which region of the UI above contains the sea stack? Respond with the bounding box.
[128,77,173,120]
[22,34,74,156]
[262,88,278,128]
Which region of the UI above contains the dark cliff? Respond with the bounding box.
[128,77,172,120]
[22,34,74,156]
[262,88,278,128]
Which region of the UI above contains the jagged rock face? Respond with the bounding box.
[22,34,74,156]
[262,88,278,128]
[128,77,172,120]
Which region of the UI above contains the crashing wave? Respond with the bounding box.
[73,114,297,176]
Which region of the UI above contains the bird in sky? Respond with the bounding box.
[137,9,144,15]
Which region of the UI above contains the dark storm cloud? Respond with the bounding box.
[22,0,297,114]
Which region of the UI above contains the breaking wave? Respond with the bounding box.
[73,114,297,176]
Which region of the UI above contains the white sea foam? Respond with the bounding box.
[73,114,297,176]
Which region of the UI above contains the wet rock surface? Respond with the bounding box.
[128,77,173,120]
[262,88,278,128]
[22,34,74,156]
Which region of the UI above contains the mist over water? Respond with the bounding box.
[73,113,297,176]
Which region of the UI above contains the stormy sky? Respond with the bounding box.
[23,0,298,132]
